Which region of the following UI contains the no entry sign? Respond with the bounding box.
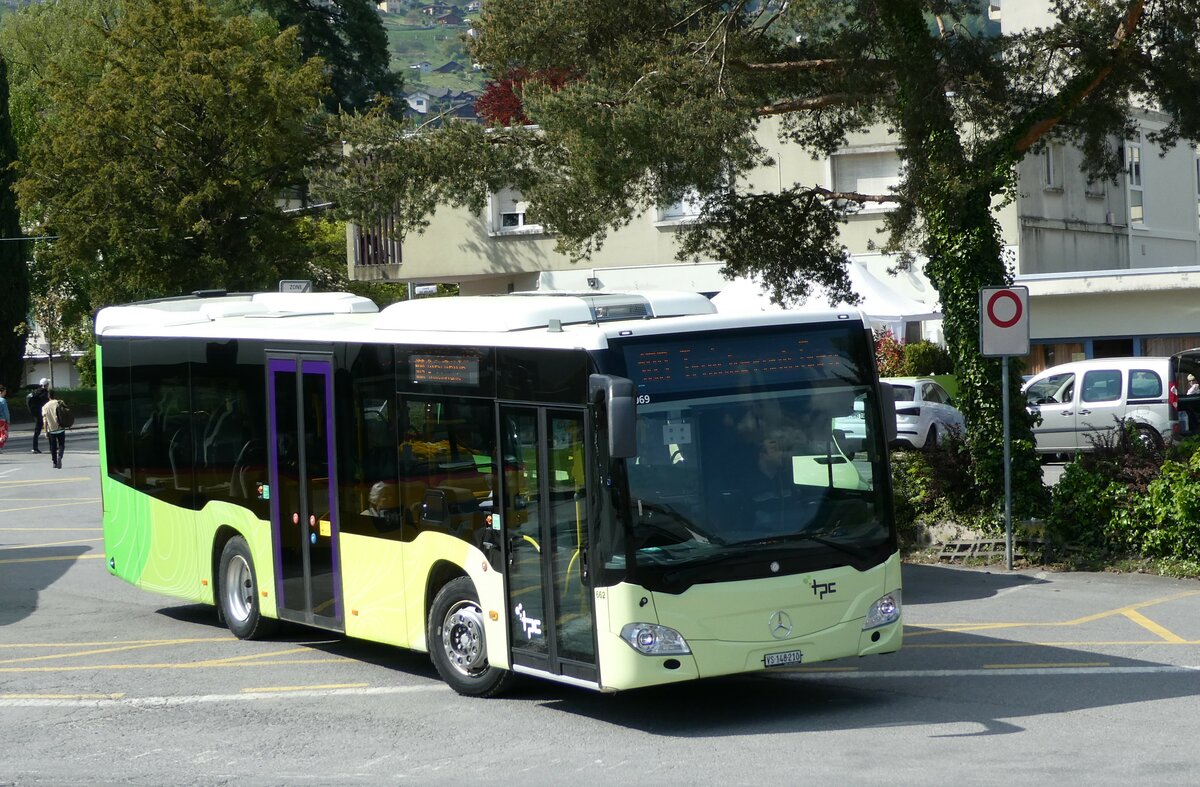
[979,286,1029,356]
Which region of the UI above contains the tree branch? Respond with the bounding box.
[808,185,899,204]
[1010,0,1146,156]
[731,58,886,72]
[755,93,858,115]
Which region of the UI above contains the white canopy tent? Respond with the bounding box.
[711,258,942,340]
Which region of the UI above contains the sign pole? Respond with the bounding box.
[1002,357,1013,570]
[979,285,1029,573]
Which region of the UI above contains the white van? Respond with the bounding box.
[1022,357,1176,455]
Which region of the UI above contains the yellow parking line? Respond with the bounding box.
[0,527,100,531]
[906,589,1200,636]
[984,662,1110,669]
[0,538,103,550]
[191,647,317,667]
[0,500,101,513]
[0,637,233,649]
[0,554,104,565]
[241,683,368,693]
[1123,609,1187,643]
[0,640,221,666]
[0,657,351,674]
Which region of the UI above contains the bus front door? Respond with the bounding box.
[267,355,343,630]
[501,406,598,685]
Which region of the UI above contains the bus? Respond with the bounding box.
[95,289,902,696]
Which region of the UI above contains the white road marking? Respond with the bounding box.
[783,665,1200,680]
[3,665,1200,708]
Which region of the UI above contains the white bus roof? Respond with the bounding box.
[94,290,870,349]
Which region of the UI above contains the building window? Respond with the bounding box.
[657,189,706,223]
[490,188,543,235]
[1043,143,1063,191]
[831,149,901,212]
[1127,141,1144,224]
[353,213,402,267]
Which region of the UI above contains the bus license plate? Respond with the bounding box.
[764,649,803,667]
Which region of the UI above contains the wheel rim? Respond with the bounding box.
[441,599,488,677]
[223,554,254,623]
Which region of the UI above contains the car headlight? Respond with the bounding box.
[863,591,901,630]
[620,623,692,655]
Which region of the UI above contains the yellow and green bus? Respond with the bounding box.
[95,289,901,696]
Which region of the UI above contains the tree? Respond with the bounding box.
[248,0,403,114]
[13,0,330,315]
[0,56,29,392]
[316,0,1200,515]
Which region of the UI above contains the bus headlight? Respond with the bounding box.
[620,623,691,655]
[863,591,901,630]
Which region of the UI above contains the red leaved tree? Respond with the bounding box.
[475,67,571,127]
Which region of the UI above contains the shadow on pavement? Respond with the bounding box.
[902,562,1050,605]
[0,546,91,626]
[531,629,1200,737]
[156,603,441,679]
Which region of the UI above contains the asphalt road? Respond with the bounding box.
[3,421,1200,785]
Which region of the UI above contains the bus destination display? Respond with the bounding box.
[625,331,859,396]
[411,354,481,385]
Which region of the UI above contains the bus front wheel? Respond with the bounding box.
[218,536,277,640]
[428,577,513,697]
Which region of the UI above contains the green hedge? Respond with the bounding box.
[8,388,98,422]
[1046,425,1200,567]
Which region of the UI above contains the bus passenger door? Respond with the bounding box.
[500,406,598,684]
[267,354,343,630]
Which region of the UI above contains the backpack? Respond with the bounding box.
[56,400,75,429]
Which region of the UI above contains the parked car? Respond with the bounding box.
[882,376,965,449]
[1022,356,1175,455]
[832,394,867,443]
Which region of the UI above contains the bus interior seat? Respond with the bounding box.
[397,480,426,525]
[421,486,479,535]
[229,440,265,498]
[168,428,192,491]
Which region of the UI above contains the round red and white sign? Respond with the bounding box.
[979,286,1029,356]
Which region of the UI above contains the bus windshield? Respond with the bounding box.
[610,323,893,586]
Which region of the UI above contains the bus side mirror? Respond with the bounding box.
[879,382,898,444]
[590,374,637,459]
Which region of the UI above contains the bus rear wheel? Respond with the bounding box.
[218,536,277,640]
[428,577,513,697]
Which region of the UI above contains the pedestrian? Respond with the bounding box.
[27,378,49,454]
[41,388,67,469]
[0,384,10,452]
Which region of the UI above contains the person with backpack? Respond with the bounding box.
[41,389,68,469]
[27,378,49,454]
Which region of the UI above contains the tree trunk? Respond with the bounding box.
[878,0,1046,516]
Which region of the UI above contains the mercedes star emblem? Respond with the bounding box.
[769,610,793,639]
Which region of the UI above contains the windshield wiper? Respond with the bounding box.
[635,501,725,546]
[731,532,873,561]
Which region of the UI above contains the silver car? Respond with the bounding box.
[883,376,966,449]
